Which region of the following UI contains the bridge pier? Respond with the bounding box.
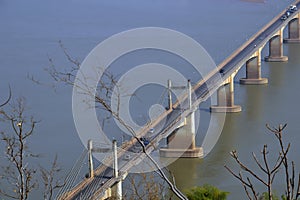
[210,74,241,113]
[284,14,300,43]
[160,80,203,158]
[265,28,288,62]
[159,112,203,158]
[240,51,268,85]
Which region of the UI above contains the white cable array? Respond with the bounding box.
[56,149,88,199]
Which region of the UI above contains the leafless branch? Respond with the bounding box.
[40,154,65,200]
[246,177,259,200]
[240,173,253,200]
[229,150,268,186]
[296,173,300,199]
[0,86,12,107]
[226,124,299,200]
[224,165,251,188]
[252,152,267,174]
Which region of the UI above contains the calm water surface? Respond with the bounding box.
[0,0,299,199]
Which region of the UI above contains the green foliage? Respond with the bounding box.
[280,196,287,200]
[184,184,229,200]
[258,192,291,200]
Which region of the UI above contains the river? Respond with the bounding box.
[0,0,299,199]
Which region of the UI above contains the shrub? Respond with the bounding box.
[184,184,229,200]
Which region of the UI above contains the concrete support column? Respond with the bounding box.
[167,79,172,110]
[284,15,300,43]
[187,80,195,149]
[188,80,192,110]
[265,28,288,62]
[188,112,196,149]
[113,140,122,200]
[210,74,241,113]
[240,53,268,84]
[88,140,94,178]
[160,110,202,158]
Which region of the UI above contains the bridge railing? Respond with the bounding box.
[218,0,300,69]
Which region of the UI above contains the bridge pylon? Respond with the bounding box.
[284,13,300,43]
[159,80,203,158]
[88,140,94,178]
[112,140,122,200]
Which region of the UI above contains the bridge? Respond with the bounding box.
[56,1,300,199]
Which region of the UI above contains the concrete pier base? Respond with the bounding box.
[210,105,241,113]
[264,56,288,62]
[240,78,268,85]
[159,147,203,158]
[283,38,300,43]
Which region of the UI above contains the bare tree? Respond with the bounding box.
[40,154,65,200]
[0,97,38,200]
[225,124,300,200]
[119,172,170,200]
[265,124,300,200]
[45,42,187,199]
[0,97,65,200]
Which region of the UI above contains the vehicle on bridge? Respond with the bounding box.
[123,154,131,161]
[289,5,297,12]
[148,128,155,135]
[281,15,287,20]
[282,4,297,20]
[141,137,150,146]
[281,11,291,20]
[219,68,225,75]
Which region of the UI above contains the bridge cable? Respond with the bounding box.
[56,149,87,198]
[76,151,112,199]
[56,149,88,199]
[78,166,110,199]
